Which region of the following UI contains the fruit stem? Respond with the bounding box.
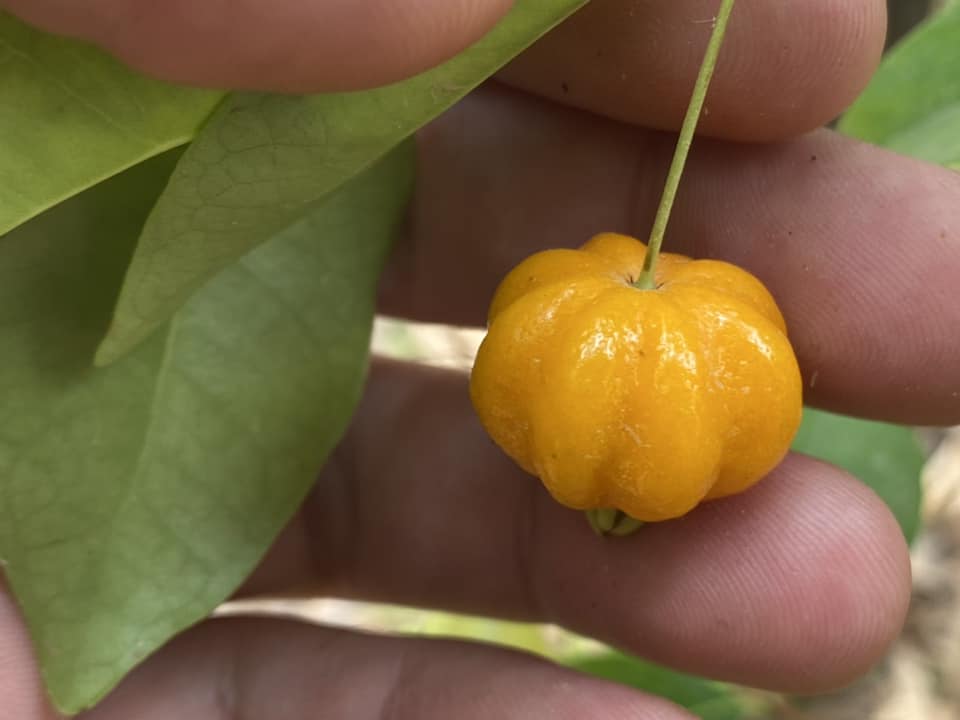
[633,0,737,291]
[586,508,645,537]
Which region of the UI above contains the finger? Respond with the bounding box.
[0,577,60,720]
[383,87,960,425]
[242,359,912,694]
[0,0,513,92]
[83,617,694,720]
[498,0,887,141]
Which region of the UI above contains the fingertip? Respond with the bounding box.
[654,455,912,693]
[499,0,889,141]
[752,0,887,139]
[534,453,912,694]
[746,456,912,693]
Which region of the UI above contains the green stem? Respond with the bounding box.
[586,508,645,537]
[633,0,737,290]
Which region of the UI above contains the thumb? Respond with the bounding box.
[0,0,514,92]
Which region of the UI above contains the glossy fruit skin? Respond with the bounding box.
[469,233,803,522]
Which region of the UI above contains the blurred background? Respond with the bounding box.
[223,2,960,717]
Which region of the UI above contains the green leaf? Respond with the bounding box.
[0,11,221,236]
[0,142,414,712]
[791,409,924,542]
[94,0,590,365]
[568,652,756,719]
[838,2,960,167]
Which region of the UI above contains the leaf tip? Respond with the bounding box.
[42,660,125,716]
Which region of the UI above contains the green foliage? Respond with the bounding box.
[569,652,760,719]
[95,0,590,364]
[0,12,221,235]
[0,143,414,712]
[0,3,595,709]
[792,409,924,542]
[839,2,960,167]
[823,2,960,544]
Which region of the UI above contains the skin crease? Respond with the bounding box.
[2,0,954,717]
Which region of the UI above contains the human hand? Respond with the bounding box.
[4,1,957,717]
